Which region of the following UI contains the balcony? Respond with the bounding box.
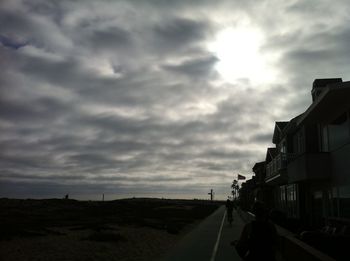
[287,152,330,182]
[266,152,331,183]
[266,153,287,183]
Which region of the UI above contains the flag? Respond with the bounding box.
[238,174,246,180]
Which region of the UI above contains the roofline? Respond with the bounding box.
[297,82,350,125]
[297,86,331,125]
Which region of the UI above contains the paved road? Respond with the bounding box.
[161,205,245,261]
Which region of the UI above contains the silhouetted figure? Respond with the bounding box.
[64,194,69,200]
[235,201,277,261]
[269,208,286,227]
[226,199,234,225]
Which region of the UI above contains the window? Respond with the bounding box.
[330,187,340,217]
[280,141,287,153]
[339,186,350,218]
[331,185,350,218]
[312,190,324,226]
[293,128,305,154]
[278,185,287,211]
[327,112,350,151]
[287,184,298,218]
[322,125,329,152]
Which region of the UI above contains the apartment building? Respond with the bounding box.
[249,78,350,229]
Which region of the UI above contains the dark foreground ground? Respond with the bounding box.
[0,198,220,261]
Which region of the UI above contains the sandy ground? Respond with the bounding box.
[0,198,219,261]
[0,225,186,261]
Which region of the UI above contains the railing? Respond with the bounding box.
[266,153,287,179]
[266,152,330,182]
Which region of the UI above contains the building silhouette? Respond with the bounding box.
[242,78,350,231]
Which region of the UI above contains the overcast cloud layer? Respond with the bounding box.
[1,0,350,200]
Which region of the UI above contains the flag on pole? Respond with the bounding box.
[237,174,246,180]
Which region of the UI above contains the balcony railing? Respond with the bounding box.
[266,153,287,179]
[266,152,331,182]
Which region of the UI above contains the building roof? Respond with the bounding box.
[252,161,265,172]
[272,121,289,144]
[312,78,342,89]
[265,148,277,162]
[281,113,304,135]
[298,81,350,125]
[276,121,289,130]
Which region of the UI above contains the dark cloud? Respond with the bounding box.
[22,0,65,25]
[17,54,87,88]
[0,152,53,170]
[0,10,33,36]
[67,153,118,167]
[0,179,124,199]
[88,26,134,51]
[0,6,69,52]
[0,95,72,123]
[283,26,350,72]
[162,55,218,77]
[152,17,210,52]
[0,35,28,49]
[285,0,347,17]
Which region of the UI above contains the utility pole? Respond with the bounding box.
[208,189,214,201]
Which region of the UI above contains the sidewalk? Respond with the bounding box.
[160,205,288,261]
[215,206,245,260]
[160,206,245,261]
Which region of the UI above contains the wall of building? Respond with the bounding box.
[287,153,330,183]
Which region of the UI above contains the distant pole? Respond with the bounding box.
[102,194,104,202]
[208,189,214,201]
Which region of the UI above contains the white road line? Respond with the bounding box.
[210,210,226,261]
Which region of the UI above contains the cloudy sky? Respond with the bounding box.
[1,0,350,200]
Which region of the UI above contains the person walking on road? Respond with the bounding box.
[234,201,277,261]
[225,199,234,226]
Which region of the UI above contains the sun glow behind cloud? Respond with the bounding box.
[208,26,276,85]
